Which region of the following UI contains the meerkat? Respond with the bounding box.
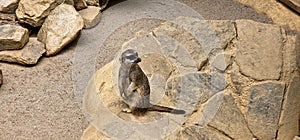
[118,49,185,115]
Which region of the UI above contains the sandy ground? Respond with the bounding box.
[0,0,280,139]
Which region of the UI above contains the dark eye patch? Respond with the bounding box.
[126,55,136,61]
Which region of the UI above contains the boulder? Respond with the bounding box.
[0,37,45,65]
[0,0,19,14]
[247,81,285,140]
[78,6,101,29]
[0,24,29,51]
[37,4,84,56]
[236,20,283,80]
[16,0,64,27]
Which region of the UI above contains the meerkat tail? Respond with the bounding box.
[148,105,186,114]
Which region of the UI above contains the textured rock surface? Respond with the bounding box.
[16,0,64,27]
[0,0,19,13]
[236,20,283,80]
[78,6,101,29]
[211,52,232,71]
[174,125,231,140]
[207,92,253,139]
[0,38,45,65]
[235,0,300,32]
[81,125,110,140]
[37,4,84,56]
[166,72,226,109]
[247,81,285,140]
[80,18,300,139]
[277,77,300,140]
[0,24,29,51]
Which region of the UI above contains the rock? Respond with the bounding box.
[37,4,84,56]
[16,0,64,27]
[0,69,2,88]
[277,77,300,140]
[236,20,283,80]
[211,52,232,71]
[78,6,101,29]
[0,0,19,14]
[0,37,45,65]
[247,81,285,140]
[85,0,99,6]
[74,0,88,10]
[206,92,253,139]
[0,24,29,51]
[278,0,300,14]
[165,72,226,111]
[153,20,207,72]
[169,17,236,52]
[174,125,231,140]
[81,125,110,140]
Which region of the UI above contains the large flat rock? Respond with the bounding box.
[247,81,285,140]
[236,20,283,80]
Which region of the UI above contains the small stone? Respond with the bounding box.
[16,0,64,27]
[78,6,101,29]
[0,69,2,88]
[37,4,84,56]
[75,0,88,10]
[0,24,29,51]
[0,0,19,14]
[277,77,300,140]
[0,37,45,65]
[236,20,283,80]
[247,81,285,140]
[211,53,232,71]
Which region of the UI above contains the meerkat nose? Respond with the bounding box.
[134,57,141,63]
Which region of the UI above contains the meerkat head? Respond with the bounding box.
[120,49,142,64]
